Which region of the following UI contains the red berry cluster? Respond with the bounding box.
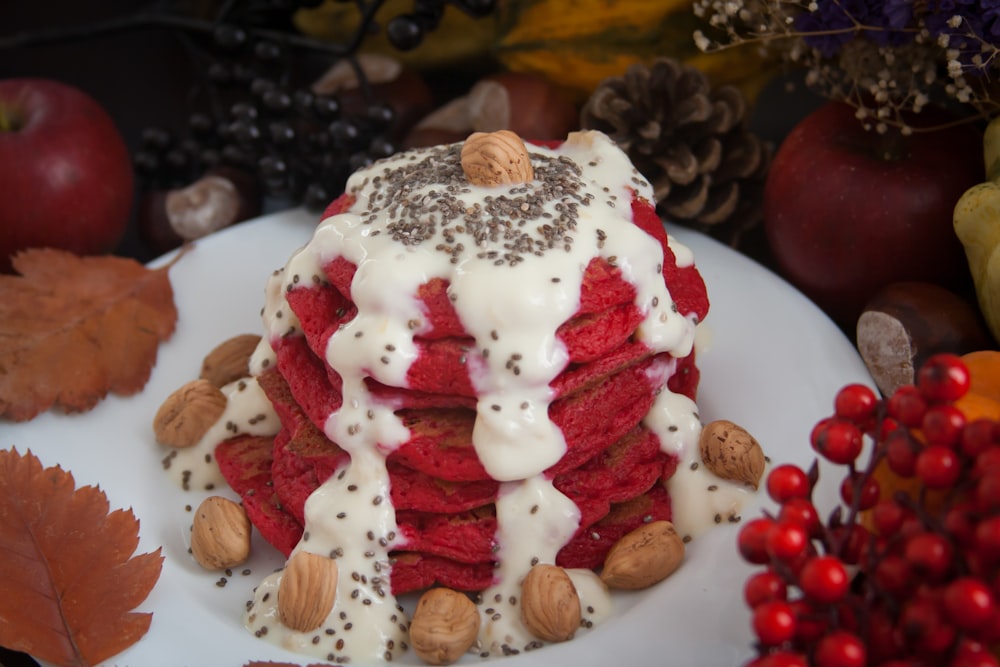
[740,353,1000,667]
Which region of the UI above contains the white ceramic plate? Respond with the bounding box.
[0,208,874,667]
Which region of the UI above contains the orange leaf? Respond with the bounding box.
[0,448,163,666]
[0,249,180,422]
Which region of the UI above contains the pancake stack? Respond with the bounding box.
[213,130,709,658]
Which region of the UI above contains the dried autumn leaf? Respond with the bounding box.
[0,249,180,422]
[0,447,163,666]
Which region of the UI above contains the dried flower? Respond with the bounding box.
[693,0,1000,131]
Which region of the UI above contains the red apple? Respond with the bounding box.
[0,78,134,272]
[763,101,982,328]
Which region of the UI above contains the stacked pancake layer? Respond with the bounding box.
[215,131,709,661]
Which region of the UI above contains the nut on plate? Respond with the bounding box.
[153,378,227,448]
[278,550,339,632]
[190,495,252,570]
[409,587,480,665]
[199,333,262,387]
[460,130,534,187]
[600,520,685,590]
[698,419,766,489]
[520,563,581,642]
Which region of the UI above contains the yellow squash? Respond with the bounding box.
[954,118,1000,345]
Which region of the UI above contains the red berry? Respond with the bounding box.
[915,444,961,489]
[951,651,1000,667]
[813,630,866,667]
[976,609,1000,645]
[765,521,810,561]
[866,607,902,664]
[766,464,811,503]
[811,417,864,464]
[917,352,971,403]
[839,471,879,510]
[752,599,797,645]
[943,503,977,546]
[879,415,901,440]
[788,597,826,643]
[883,428,919,477]
[977,470,1000,513]
[944,577,995,630]
[744,570,787,608]
[754,652,808,667]
[904,532,954,580]
[799,555,849,603]
[898,596,955,653]
[921,403,966,447]
[963,419,999,457]
[873,553,913,597]
[952,638,997,667]
[975,449,1000,483]
[739,517,776,564]
[831,523,868,565]
[887,385,928,427]
[898,514,926,539]
[976,516,1000,561]
[778,498,821,536]
[834,383,878,424]
[870,498,907,536]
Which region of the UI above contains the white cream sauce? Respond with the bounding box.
[644,391,755,540]
[162,376,278,491]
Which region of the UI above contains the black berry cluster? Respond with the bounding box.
[121,0,496,209]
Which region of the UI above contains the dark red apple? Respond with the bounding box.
[763,101,982,328]
[0,78,134,272]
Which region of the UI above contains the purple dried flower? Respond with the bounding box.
[796,0,914,56]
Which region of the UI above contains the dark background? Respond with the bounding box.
[0,1,824,265]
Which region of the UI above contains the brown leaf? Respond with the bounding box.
[0,249,180,422]
[0,447,163,666]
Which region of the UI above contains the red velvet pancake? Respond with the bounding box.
[215,154,709,598]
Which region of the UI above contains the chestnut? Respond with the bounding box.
[137,166,260,255]
[856,281,993,396]
[404,71,579,148]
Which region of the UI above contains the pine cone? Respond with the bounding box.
[581,57,770,246]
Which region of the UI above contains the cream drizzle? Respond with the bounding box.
[162,377,277,491]
[644,391,755,541]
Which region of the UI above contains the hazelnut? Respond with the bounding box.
[520,564,581,642]
[190,496,251,570]
[698,419,766,489]
[153,379,227,448]
[409,587,480,665]
[278,551,339,632]
[600,521,685,590]
[200,333,262,387]
[461,130,534,187]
